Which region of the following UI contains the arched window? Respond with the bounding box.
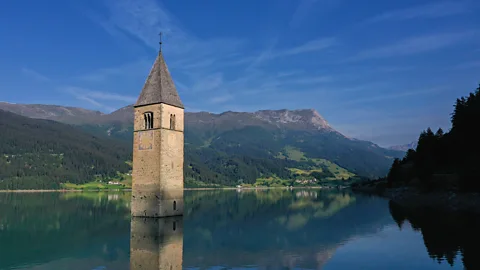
[173,200,177,211]
[169,114,176,130]
[143,112,153,129]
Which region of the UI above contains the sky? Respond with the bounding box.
[0,0,479,147]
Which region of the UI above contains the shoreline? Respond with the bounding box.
[0,186,332,193]
[354,186,480,215]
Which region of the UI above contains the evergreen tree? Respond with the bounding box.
[386,83,480,191]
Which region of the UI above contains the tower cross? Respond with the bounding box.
[159,32,163,52]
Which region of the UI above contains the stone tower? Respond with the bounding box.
[131,49,184,218]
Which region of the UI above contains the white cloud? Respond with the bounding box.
[348,31,478,62]
[21,68,50,82]
[93,0,245,64]
[342,87,447,105]
[453,60,480,69]
[209,94,234,104]
[280,38,336,56]
[283,76,333,85]
[289,0,342,28]
[365,1,471,24]
[75,60,151,82]
[190,73,224,92]
[277,70,304,78]
[63,86,136,112]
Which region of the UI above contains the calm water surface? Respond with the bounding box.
[0,189,478,270]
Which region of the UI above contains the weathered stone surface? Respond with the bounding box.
[130,217,183,270]
[132,102,184,217]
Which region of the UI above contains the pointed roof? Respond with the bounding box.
[134,52,184,108]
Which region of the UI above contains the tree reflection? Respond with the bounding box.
[182,189,391,268]
[388,200,480,269]
[0,192,131,269]
[0,190,392,270]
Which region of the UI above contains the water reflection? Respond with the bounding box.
[0,192,131,270]
[389,200,480,270]
[182,189,391,269]
[130,217,183,270]
[0,190,478,269]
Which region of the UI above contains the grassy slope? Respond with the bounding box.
[62,145,358,190]
[254,146,357,187]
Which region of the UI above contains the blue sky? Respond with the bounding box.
[0,0,479,146]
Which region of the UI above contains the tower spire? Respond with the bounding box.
[134,33,184,109]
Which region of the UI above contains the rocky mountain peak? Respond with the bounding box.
[254,109,333,131]
[388,141,418,152]
[0,102,336,133]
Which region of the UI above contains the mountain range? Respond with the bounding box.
[0,102,405,188]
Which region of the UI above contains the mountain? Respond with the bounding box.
[388,141,418,152]
[0,110,131,189]
[0,103,405,186]
[0,102,105,124]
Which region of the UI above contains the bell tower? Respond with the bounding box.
[131,44,184,217]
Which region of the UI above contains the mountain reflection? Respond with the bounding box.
[130,217,183,270]
[182,189,391,269]
[0,190,394,270]
[389,200,480,270]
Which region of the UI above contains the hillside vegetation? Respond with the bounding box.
[0,110,132,189]
[0,106,405,189]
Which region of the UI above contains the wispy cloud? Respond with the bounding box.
[247,37,336,69]
[93,0,245,63]
[81,0,339,111]
[63,86,136,112]
[75,60,151,82]
[190,73,224,93]
[281,38,336,56]
[342,87,447,105]
[21,68,50,82]
[289,0,342,28]
[283,75,333,85]
[289,0,319,29]
[277,70,304,77]
[365,1,471,24]
[347,31,478,62]
[453,60,480,69]
[209,94,234,104]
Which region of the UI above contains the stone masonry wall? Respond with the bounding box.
[132,103,184,217]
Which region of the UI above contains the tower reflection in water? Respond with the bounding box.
[130,217,183,270]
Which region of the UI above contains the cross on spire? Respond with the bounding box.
[159,32,163,52]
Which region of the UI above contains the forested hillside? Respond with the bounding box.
[0,105,404,189]
[385,84,480,191]
[0,110,131,189]
[77,108,403,183]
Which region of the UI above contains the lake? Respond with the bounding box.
[0,189,478,270]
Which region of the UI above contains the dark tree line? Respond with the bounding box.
[387,84,480,191]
